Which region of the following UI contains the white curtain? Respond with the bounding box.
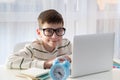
[0,0,120,65]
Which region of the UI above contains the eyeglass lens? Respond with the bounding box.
[43,28,66,36]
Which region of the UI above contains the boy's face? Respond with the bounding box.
[38,22,64,49]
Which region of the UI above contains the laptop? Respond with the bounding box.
[70,33,115,78]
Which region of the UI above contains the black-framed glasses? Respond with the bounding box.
[40,28,66,37]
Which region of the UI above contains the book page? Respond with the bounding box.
[17,68,50,80]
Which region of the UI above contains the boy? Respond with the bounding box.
[6,9,72,69]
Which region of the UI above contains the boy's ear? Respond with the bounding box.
[36,28,40,35]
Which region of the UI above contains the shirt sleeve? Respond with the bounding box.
[6,43,45,69]
[57,38,72,56]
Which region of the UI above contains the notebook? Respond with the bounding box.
[70,33,115,78]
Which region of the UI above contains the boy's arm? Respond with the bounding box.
[6,44,45,69]
[58,39,72,62]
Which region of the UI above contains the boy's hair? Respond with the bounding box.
[38,9,64,28]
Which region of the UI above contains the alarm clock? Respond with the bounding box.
[50,58,70,80]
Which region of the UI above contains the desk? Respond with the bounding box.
[0,65,120,80]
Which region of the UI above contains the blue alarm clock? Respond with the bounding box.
[50,58,70,80]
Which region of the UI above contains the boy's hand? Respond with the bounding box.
[44,57,56,69]
[44,55,71,69]
[64,55,71,63]
[58,55,71,63]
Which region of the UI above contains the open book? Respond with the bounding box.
[17,68,50,80]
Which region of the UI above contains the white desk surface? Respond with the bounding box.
[0,65,120,80]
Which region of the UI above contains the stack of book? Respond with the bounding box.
[17,68,50,80]
[113,58,120,69]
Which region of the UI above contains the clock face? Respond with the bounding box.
[53,66,65,80]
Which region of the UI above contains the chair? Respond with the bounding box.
[13,41,31,52]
